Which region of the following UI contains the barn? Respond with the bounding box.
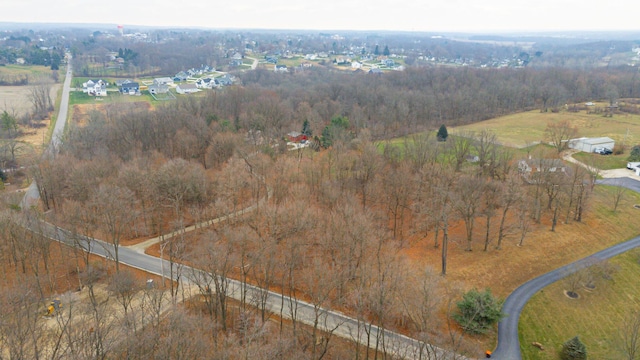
[568,137,615,153]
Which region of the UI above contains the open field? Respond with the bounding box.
[0,83,60,117]
[0,64,53,79]
[0,86,33,115]
[453,103,640,148]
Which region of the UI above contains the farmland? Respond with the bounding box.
[453,102,640,149]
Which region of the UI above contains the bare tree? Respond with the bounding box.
[454,174,485,251]
[28,80,54,121]
[449,131,474,172]
[619,309,640,360]
[611,180,628,212]
[89,183,139,272]
[544,120,578,153]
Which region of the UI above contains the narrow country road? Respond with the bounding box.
[31,219,458,360]
[492,176,640,359]
[21,55,72,210]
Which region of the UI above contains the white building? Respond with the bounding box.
[568,137,615,153]
[176,83,199,94]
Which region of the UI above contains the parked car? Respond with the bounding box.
[627,162,640,170]
[594,147,612,155]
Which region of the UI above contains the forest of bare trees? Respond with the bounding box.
[1,54,638,358]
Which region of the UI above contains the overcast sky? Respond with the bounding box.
[1,0,638,33]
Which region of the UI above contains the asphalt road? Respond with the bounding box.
[33,219,459,360]
[492,177,640,359]
[20,57,72,210]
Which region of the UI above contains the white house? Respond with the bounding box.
[82,79,107,96]
[176,83,199,94]
[153,77,174,86]
[568,137,615,153]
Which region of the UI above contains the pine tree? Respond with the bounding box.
[437,124,448,142]
[301,119,312,137]
[561,336,587,360]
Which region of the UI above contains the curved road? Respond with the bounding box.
[493,177,640,359]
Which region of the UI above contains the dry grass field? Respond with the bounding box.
[453,102,640,148]
[0,86,35,116]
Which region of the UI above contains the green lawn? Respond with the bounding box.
[519,190,640,360]
[573,151,629,170]
[69,90,155,106]
[453,106,640,149]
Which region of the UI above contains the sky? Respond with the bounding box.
[1,0,638,33]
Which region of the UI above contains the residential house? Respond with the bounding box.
[214,75,233,87]
[568,137,615,153]
[174,71,189,82]
[518,158,568,184]
[115,79,134,87]
[195,78,214,89]
[83,79,107,96]
[368,68,384,75]
[231,52,243,60]
[274,65,288,73]
[287,131,308,143]
[149,83,169,94]
[120,82,140,95]
[383,59,395,67]
[176,83,199,94]
[153,77,174,86]
[351,61,362,69]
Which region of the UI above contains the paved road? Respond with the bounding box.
[20,57,72,210]
[492,177,640,359]
[32,219,457,360]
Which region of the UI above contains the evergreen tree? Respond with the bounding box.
[374,45,380,56]
[383,45,390,56]
[453,288,505,334]
[301,119,312,137]
[561,336,587,360]
[628,145,640,162]
[437,124,449,142]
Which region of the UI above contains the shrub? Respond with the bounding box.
[628,145,640,162]
[561,336,587,360]
[453,288,505,334]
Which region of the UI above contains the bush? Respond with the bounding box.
[628,145,640,162]
[453,288,505,334]
[561,336,587,360]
